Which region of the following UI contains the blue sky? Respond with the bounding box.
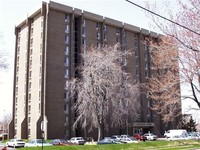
[0,0,199,122]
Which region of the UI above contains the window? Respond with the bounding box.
[135,38,138,48]
[104,24,107,31]
[65,15,70,22]
[97,32,100,40]
[40,43,42,52]
[136,68,139,76]
[29,93,31,100]
[39,103,41,113]
[116,37,120,43]
[135,50,138,58]
[18,36,20,44]
[65,35,69,44]
[145,62,148,69]
[82,28,86,37]
[65,24,69,33]
[64,92,69,102]
[103,32,107,42]
[28,105,31,114]
[82,38,86,46]
[65,46,69,55]
[65,117,68,123]
[30,38,33,46]
[96,22,100,30]
[65,57,69,66]
[29,82,31,91]
[28,117,31,123]
[29,59,32,68]
[15,97,18,104]
[16,66,19,72]
[30,28,33,37]
[65,69,69,78]
[64,104,69,114]
[17,56,19,63]
[30,49,33,55]
[82,19,86,27]
[29,71,32,78]
[17,46,20,54]
[16,87,18,95]
[39,79,41,86]
[145,70,148,78]
[136,59,139,66]
[40,67,42,75]
[15,107,17,115]
[16,77,18,84]
[40,55,42,64]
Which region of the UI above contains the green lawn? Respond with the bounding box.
[21,140,200,150]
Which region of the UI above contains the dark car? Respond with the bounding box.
[133,134,147,141]
[51,139,76,146]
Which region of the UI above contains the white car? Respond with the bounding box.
[6,139,25,148]
[24,139,52,147]
[143,133,157,140]
[164,129,187,138]
[69,137,85,145]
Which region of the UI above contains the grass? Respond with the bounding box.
[20,140,200,150]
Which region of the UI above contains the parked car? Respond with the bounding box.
[133,134,147,141]
[119,135,130,139]
[164,129,187,138]
[97,137,119,145]
[111,135,121,140]
[69,137,86,145]
[186,132,200,140]
[51,139,75,146]
[143,133,157,140]
[167,135,190,141]
[119,137,138,143]
[24,139,52,147]
[6,139,25,148]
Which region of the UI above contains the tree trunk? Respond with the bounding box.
[97,126,102,141]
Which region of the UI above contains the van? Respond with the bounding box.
[164,129,187,138]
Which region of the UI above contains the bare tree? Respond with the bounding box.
[145,0,200,113]
[145,36,181,122]
[0,112,12,134]
[67,45,139,140]
[0,33,9,71]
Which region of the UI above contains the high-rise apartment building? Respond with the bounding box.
[9,1,180,140]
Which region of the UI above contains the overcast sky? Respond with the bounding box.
[0,0,199,122]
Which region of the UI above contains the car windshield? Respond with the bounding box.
[77,137,83,140]
[16,139,23,142]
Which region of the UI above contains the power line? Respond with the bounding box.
[125,0,200,36]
